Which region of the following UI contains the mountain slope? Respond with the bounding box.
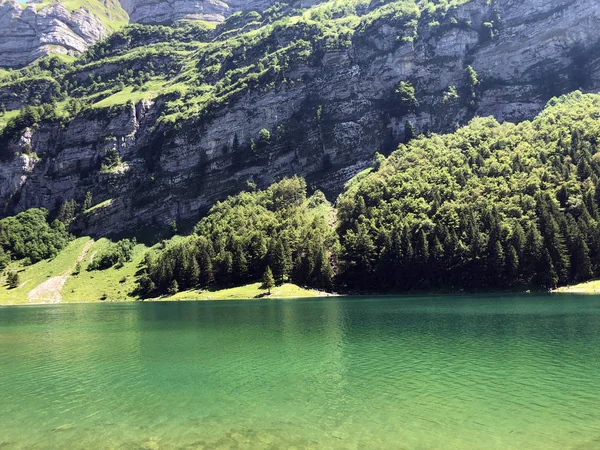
[0,0,128,67]
[0,0,321,67]
[4,92,600,301]
[0,0,599,237]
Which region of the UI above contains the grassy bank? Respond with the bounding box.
[164,283,332,301]
[0,237,330,305]
[553,280,600,294]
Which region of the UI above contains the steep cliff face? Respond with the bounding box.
[474,0,600,120]
[0,0,128,67]
[0,0,325,67]
[121,0,320,24]
[2,0,600,235]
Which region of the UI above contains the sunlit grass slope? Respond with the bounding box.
[0,237,327,305]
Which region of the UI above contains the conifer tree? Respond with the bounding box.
[268,239,291,285]
[232,239,248,284]
[82,192,93,211]
[573,233,593,281]
[262,266,275,295]
[168,279,179,296]
[7,271,19,289]
[198,248,214,285]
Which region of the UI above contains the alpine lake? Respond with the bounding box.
[1,294,599,449]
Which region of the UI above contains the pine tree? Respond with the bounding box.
[313,246,333,290]
[268,239,291,285]
[537,197,570,283]
[488,241,505,285]
[505,244,519,283]
[511,222,526,259]
[573,233,593,281]
[57,199,79,224]
[217,251,233,286]
[523,225,544,284]
[231,240,248,284]
[389,228,404,288]
[7,271,19,289]
[262,266,275,294]
[198,248,214,286]
[168,279,179,296]
[184,256,200,288]
[82,192,93,211]
[538,249,558,288]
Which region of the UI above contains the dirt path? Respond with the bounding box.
[27,240,95,304]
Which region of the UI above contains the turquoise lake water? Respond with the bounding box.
[1,294,599,449]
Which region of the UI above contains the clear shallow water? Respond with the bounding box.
[1,295,599,449]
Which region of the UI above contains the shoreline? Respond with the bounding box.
[4,286,594,307]
[0,282,341,307]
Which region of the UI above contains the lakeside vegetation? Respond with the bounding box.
[3,92,600,303]
[0,235,322,304]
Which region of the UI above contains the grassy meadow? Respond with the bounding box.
[0,237,325,305]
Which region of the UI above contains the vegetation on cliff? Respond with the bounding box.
[0,0,486,152]
[0,208,70,268]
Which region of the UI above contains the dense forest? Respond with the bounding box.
[337,92,600,291]
[138,177,338,296]
[3,91,600,295]
[0,208,70,269]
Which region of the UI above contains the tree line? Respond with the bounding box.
[337,91,600,291]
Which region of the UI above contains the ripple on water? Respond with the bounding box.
[0,295,599,449]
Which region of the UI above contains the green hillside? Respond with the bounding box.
[337,91,600,291]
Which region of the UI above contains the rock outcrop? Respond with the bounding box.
[0,0,324,67]
[2,0,600,235]
[0,0,127,67]
[120,0,320,24]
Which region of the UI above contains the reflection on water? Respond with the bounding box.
[1,294,600,449]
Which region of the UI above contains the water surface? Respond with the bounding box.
[1,294,599,449]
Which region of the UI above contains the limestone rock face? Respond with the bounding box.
[2,0,600,235]
[0,0,318,67]
[119,0,230,23]
[121,0,318,24]
[0,0,126,67]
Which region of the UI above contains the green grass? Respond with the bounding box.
[62,238,148,302]
[45,52,77,64]
[164,283,332,301]
[0,237,92,304]
[0,110,19,131]
[553,280,600,294]
[92,81,166,108]
[83,198,112,214]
